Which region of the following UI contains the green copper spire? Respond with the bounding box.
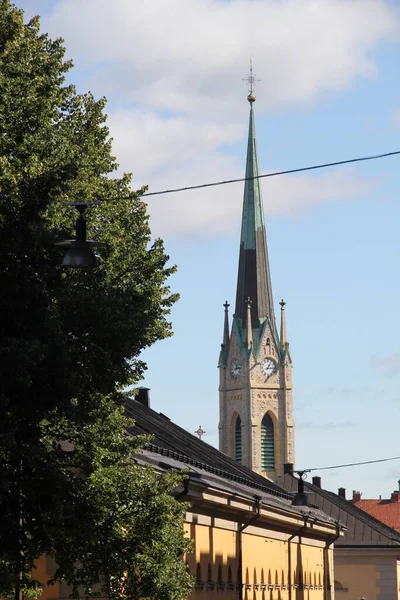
[235,92,275,330]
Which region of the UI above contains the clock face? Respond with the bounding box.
[230,359,242,379]
[261,358,276,379]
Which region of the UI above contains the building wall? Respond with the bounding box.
[186,512,333,600]
[334,550,400,600]
[34,510,334,600]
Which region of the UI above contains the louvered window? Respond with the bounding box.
[235,416,242,463]
[261,413,275,471]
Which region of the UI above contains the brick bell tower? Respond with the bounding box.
[218,67,295,478]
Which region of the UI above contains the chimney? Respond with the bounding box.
[338,487,346,500]
[284,463,294,475]
[391,491,400,503]
[353,490,361,503]
[312,476,321,488]
[136,387,150,408]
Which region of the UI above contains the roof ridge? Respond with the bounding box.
[145,442,292,501]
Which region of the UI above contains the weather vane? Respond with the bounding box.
[243,57,260,101]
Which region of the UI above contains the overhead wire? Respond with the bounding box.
[299,455,400,474]
[38,149,400,206]
[140,149,400,198]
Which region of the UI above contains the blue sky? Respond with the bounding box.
[19,0,400,498]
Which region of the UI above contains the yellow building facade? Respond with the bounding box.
[185,514,336,600]
[31,398,341,600]
[127,399,342,600]
[180,471,338,600]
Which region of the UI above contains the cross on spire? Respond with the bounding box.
[243,57,260,101]
[195,425,206,440]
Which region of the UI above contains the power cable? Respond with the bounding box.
[297,455,400,475]
[35,148,400,206]
[140,149,400,198]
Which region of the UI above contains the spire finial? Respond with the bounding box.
[223,300,230,312]
[280,299,286,309]
[243,57,259,103]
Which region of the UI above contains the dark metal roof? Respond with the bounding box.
[125,399,338,528]
[126,398,287,497]
[278,474,400,547]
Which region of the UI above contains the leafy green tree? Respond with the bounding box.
[0,2,191,599]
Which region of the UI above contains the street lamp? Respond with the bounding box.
[291,471,310,506]
[56,203,103,268]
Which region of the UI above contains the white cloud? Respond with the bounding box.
[106,106,377,238]
[24,0,399,237]
[40,0,399,116]
[392,108,400,128]
[146,167,376,238]
[371,354,400,376]
[107,109,244,177]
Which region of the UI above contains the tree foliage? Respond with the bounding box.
[0,2,191,598]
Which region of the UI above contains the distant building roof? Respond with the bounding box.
[352,489,400,533]
[277,474,400,547]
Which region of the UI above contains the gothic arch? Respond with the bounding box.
[232,413,242,464]
[261,411,275,471]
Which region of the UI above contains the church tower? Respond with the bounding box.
[218,78,295,478]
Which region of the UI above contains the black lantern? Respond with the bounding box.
[56,203,103,268]
[292,471,309,506]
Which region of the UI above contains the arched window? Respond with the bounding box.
[261,413,275,471]
[235,416,242,463]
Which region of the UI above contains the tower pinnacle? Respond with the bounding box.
[245,297,253,349]
[223,301,230,348]
[280,299,288,349]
